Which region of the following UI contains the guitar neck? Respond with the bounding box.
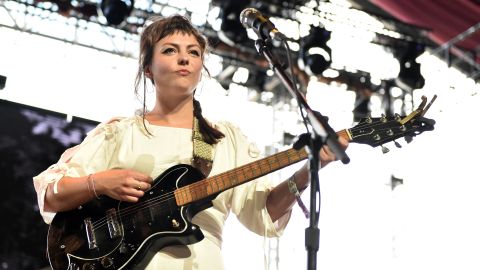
[174,129,351,206]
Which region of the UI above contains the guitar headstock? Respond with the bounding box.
[349,95,436,149]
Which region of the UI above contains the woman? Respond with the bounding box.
[33,15,348,269]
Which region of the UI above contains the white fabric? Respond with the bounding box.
[33,116,291,269]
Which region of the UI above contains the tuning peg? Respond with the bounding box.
[420,94,437,116]
[404,136,413,143]
[365,114,372,123]
[380,114,387,123]
[394,113,401,121]
[381,145,390,154]
[394,141,402,148]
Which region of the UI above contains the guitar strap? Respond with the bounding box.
[192,117,214,177]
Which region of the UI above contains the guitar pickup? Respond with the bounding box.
[107,208,122,238]
[84,217,97,250]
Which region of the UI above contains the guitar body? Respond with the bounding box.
[47,164,209,270]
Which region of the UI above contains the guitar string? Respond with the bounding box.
[90,120,401,230]
[90,153,294,229]
[90,121,400,230]
[90,150,303,229]
[350,119,403,131]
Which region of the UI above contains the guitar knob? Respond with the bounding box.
[82,263,95,270]
[172,219,180,228]
[119,243,128,254]
[101,257,114,268]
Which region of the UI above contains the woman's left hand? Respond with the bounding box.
[319,136,349,168]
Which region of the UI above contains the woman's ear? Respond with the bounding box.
[144,66,152,79]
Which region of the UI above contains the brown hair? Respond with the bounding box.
[134,15,224,144]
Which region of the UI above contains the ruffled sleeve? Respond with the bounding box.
[32,117,123,224]
[219,122,292,238]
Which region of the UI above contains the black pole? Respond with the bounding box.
[254,38,350,270]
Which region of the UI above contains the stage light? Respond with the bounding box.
[395,42,425,91]
[0,75,6,90]
[99,0,134,26]
[352,73,373,122]
[298,26,332,76]
[217,1,250,46]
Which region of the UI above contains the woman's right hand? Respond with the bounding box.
[93,169,153,202]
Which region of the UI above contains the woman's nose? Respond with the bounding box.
[178,52,189,65]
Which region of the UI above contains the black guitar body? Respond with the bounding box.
[47,164,212,270]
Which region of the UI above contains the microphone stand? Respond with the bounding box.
[254,38,350,270]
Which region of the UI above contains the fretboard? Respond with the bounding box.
[174,129,351,206]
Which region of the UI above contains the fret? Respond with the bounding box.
[215,175,226,190]
[337,129,350,141]
[229,171,239,186]
[176,147,308,206]
[273,152,284,168]
[264,158,273,171]
[222,174,234,189]
[243,165,254,179]
[208,178,219,194]
[248,162,261,178]
[187,186,196,202]
[240,167,248,182]
[257,159,270,174]
[236,170,246,182]
[175,188,189,205]
[195,184,207,199]
[266,155,277,170]
[181,189,188,204]
[174,190,182,205]
[203,183,210,197]
[285,149,293,163]
[180,190,186,205]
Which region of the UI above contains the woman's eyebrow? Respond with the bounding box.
[161,42,200,49]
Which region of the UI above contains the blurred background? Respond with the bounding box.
[1,0,480,269]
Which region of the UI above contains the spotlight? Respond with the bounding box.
[395,42,425,91]
[352,73,373,122]
[298,26,332,76]
[0,75,6,90]
[99,0,134,26]
[218,1,250,46]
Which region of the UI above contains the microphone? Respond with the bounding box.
[239,8,286,41]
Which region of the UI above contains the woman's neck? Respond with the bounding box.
[146,95,194,129]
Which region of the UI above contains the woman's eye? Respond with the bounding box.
[190,50,200,56]
[163,48,175,54]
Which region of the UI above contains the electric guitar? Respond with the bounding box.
[47,98,436,270]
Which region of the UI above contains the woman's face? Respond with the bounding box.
[147,32,203,98]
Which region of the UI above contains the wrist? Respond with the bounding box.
[286,172,310,218]
[287,174,301,196]
[86,174,100,199]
